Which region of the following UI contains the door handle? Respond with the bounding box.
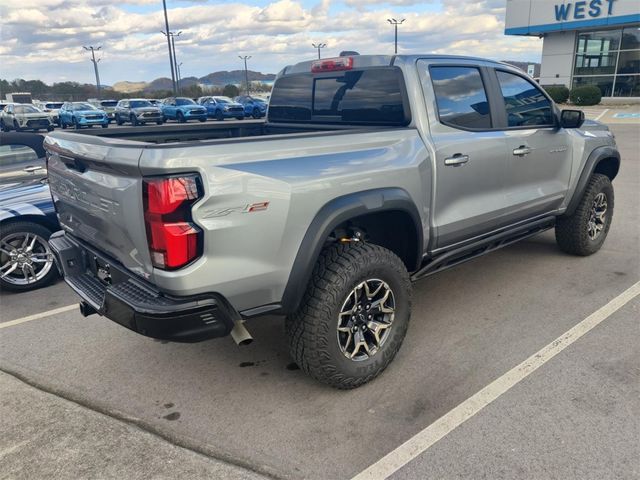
[444,154,469,167]
[513,146,532,156]
[23,166,46,173]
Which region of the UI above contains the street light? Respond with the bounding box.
[83,46,102,99]
[161,0,177,94]
[170,31,182,94]
[387,18,405,54]
[312,43,326,59]
[238,55,252,94]
[177,62,183,94]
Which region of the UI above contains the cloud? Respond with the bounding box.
[0,0,542,85]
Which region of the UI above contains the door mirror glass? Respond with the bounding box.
[560,109,585,129]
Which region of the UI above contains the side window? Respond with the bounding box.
[430,66,492,130]
[496,71,554,127]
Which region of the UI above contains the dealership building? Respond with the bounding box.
[505,0,639,98]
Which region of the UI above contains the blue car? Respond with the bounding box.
[234,96,268,119]
[0,132,59,292]
[160,97,207,123]
[197,96,245,121]
[59,102,109,129]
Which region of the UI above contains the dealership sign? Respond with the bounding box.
[554,0,616,21]
[505,0,639,35]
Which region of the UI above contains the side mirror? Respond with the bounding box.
[560,109,585,129]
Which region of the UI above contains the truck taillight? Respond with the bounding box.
[143,175,203,270]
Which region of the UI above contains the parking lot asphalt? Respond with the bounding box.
[0,124,638,480]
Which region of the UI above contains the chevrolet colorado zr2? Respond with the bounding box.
[44,54,620,389]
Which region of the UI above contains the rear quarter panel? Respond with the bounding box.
[138,129,432,312]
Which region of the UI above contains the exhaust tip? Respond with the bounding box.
[230,320,253,346]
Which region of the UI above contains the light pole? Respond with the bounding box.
[161,0,177,95]
[170,31,182,94]
[83,46,102,99]
[312,43,326,59]
[387,18,405,54]
[239,55,251,94]
[177,62,183,94]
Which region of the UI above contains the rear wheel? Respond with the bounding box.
[555,173,614,256]
[286,243,411,389]
[0,222,57,292]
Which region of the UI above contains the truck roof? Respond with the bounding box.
[282,54,509,75]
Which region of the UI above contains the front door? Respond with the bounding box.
[494,69,573,219]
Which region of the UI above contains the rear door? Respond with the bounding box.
[492,69,573,218]
[418,61,510,249]
[44,133,152,278]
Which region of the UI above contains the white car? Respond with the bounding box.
[0,104,53,132]
[37,101,64,126]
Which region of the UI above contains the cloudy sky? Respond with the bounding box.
[0,0,542,85]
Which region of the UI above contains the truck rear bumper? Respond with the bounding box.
[49,231,236,343]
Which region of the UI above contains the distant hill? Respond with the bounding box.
[112,70,276,93]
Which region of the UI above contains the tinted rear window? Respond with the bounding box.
[268,67,409,126]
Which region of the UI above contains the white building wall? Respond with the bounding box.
[539,31,576,87]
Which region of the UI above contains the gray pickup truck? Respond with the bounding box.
[45,54,620,389]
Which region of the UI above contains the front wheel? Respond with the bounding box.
[177,111,186,123]
[215,110,224,121]
[0,221,58,292]
[73,117,81,130]
[286,243,411,389]
[13,120,21,132]
[252,107,261,119]
[555,173,614,256]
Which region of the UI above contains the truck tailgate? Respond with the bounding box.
[44,133,152,279]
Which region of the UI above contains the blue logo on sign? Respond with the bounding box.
[555,0,617,21]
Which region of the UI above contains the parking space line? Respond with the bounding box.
[352,281,640,480]
[0,304,78,330]
[594,109,609,121]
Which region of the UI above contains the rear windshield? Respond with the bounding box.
[131,100,152,108]
[268,67,410,126]
[46,103,64,109]
[101,101,118,107]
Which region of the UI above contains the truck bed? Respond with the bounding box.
[71,120,377,144]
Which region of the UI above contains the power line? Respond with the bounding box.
[312,43,327,59]
[238,55,252,94]
[387,18,405,54]
[83,46,102,99]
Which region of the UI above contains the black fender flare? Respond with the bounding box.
[280,187,423,314]
[0,132,46,158]
[565,145,620,216]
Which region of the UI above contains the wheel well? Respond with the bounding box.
[1,215,57,233]
[594,157,619,180]
[330,210,420,272]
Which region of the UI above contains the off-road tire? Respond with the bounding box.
[555,173,614,256]
[286,242,411,389]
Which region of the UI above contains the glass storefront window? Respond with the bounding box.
[621,27,640,50]
[616,50,640,75]
[613,75,640,97]
[572,76,615,97]
[573,26,640,97]
[577,30,621,54]
[574,53,617,75]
